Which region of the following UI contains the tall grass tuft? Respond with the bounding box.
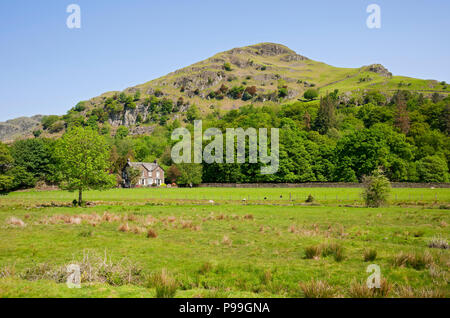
[348,279,391,298]
[299,279,335,298]
[393,251,433,270]
[322,243,345,262]
[150,269,178,298]
[363,248,377,262]
[427,236,448,249]
[304,245,321,259]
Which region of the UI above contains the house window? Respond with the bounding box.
[148,178,153,184]
[156,171,160,178]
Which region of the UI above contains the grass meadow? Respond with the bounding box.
[0,187,449,298]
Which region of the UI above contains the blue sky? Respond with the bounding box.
[0,0,449,121]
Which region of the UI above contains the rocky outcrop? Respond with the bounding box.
[0,115,42,142]
[367,64,392,77]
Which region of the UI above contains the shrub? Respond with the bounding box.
[48,121,65,133]
[305,194,314,203]
[72,101,86,112]
[33,130,42,138]
[278,87,288,98]
[223,62,232,71]
[362,169,391,207]
[303,88,318,100]
[363,249,377,262]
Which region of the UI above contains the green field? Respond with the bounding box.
[0,187,449,298]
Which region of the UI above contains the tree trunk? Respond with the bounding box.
[78,188,82,206]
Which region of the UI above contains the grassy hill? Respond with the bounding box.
[1,42,448,141]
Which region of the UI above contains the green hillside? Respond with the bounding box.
[1,42,448,141]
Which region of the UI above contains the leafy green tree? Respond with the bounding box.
[160,98,173,114]
[416,155,449,182]
[0,175,14,193]
[357,104,394,128]
[115,126,129,139]
[0,143,14,193]
[72,101,86,112]
[41,115,60,130]
[55,126,116,206]
[303,88,318,100]
[133,90,141,101]
[10,138,58,183]
[7,166,36,190]
[124,166,141,187]
[166,165,181,184]
[362,169,391,207]
[314,93,336,134]
[186,105,201,123]
[333,124,413,181]
[176,163,202,186]
[278,86,288,98]
[33,129,42,138]
[0,142,13,173]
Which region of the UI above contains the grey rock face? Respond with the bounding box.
[0,116,43,142]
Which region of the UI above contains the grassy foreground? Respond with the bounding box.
[0,188,449,298]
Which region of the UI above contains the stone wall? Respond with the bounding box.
[199,182,450,189]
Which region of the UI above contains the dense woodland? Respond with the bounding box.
[0,89,449,192]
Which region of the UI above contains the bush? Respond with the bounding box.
[48,121,65,133]
[305,194,314,203]
[33,130,42,138]
[223,62,232,71]
[278,87,288,98]
[362,169,391,207]
[416,155,449,182]
[41,115,60,130]
[303,88,318,100]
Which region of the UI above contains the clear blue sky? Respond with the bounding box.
[0,0,449,121]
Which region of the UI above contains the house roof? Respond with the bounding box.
[128,161,161,172]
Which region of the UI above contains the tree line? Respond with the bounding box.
[1,89,449,200]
